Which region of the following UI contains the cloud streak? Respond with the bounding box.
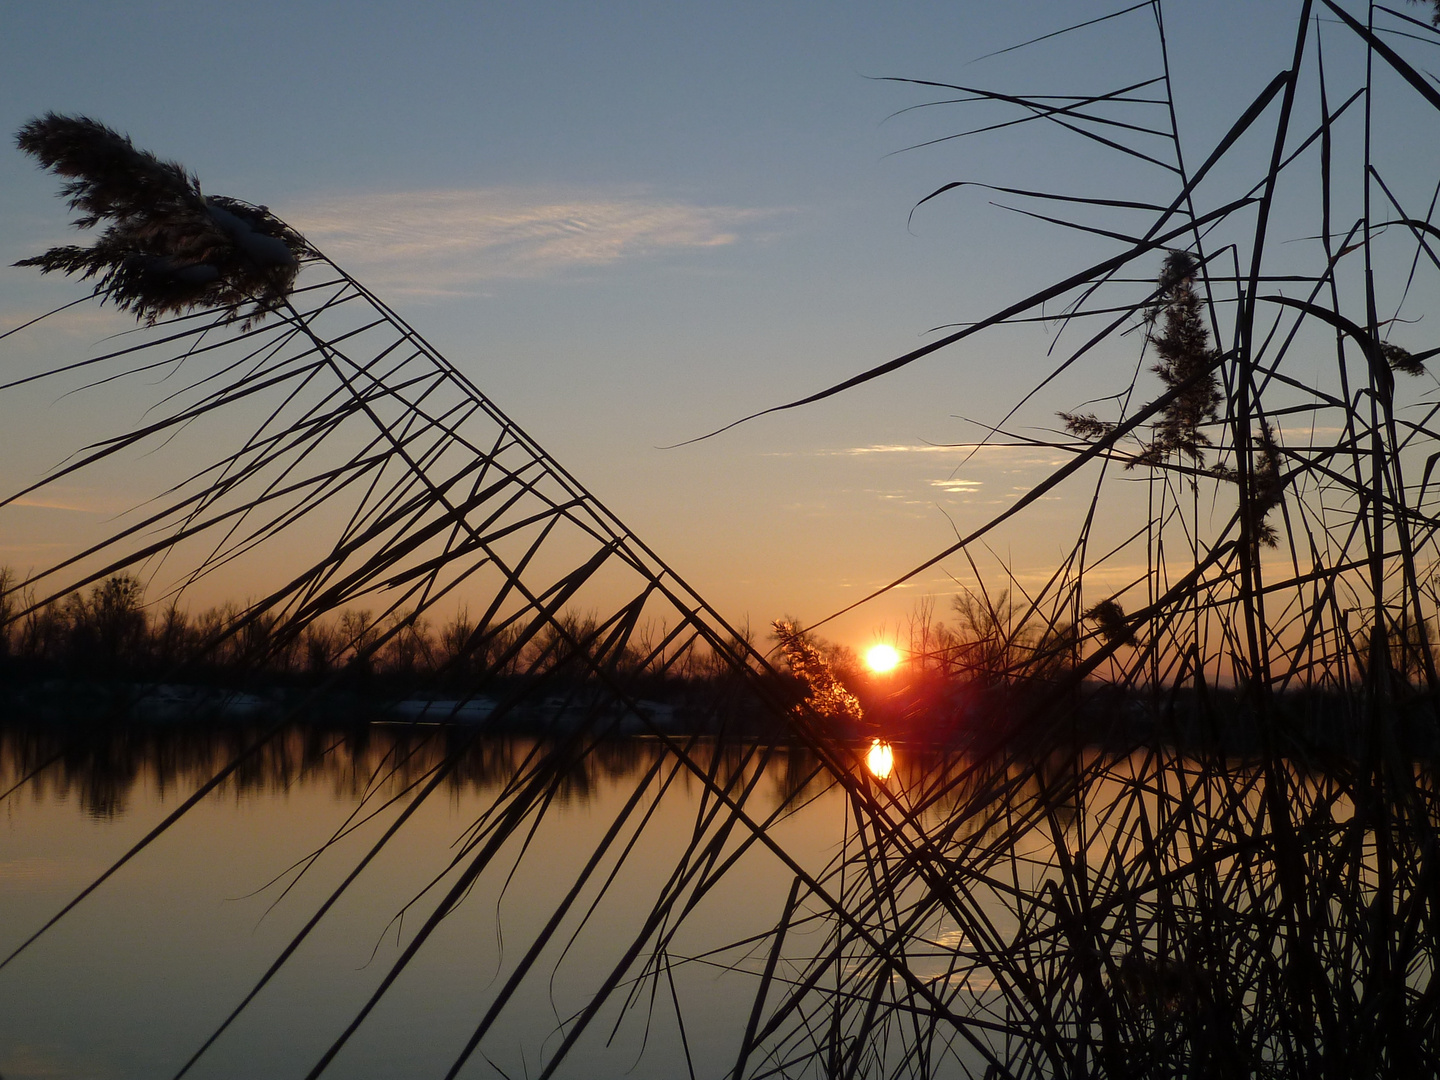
[929,479,983,491]
[10,495,107,513]
[784,444,1069,470]
[284,187,775,295]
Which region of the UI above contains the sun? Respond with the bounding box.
[865,643,900,674]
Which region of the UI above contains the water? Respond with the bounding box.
[7,721,1406,1078]
[0,724,849,1080]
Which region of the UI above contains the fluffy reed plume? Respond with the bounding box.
[1056,410,1114,442]
[1060,251,1223,466]
[14,114,311,326]
[772,619,864,725]
[1132,251,1222,467]
[1083,598,1136,648]
[1382,340,1426,376]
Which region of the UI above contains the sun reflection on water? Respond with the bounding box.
[866,739,895,780]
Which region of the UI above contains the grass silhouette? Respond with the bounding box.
[7,3,1440,1075]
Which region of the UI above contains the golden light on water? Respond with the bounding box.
[865,643,900,674]
[866,739,895,780]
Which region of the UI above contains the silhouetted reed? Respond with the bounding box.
[8,5,1440,1074]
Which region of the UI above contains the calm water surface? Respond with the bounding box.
[5,722,1357,1079]
[0,725,853,1080]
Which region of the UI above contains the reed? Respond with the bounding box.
[5,3,1440,1075]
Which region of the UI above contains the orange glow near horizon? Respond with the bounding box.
[865,643,900,674]
[866,739,894,780]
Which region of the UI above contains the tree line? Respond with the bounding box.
[0,569,745,694]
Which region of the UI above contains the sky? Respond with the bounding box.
[1,1,1434,652]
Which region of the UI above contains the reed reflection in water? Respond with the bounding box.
[0,722,844,1079]
[1,721,1432,1078]
[0,721,837,821]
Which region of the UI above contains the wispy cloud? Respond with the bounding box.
[9,495,106,513]
[810,444,1069,467]
[829,444,976,456]
[284,187,777,295]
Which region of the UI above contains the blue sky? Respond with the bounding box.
[2,2,1435,649]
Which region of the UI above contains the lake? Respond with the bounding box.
[3,717,1417,1079]
[0,722,877,1080]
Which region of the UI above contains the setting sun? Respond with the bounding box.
[865,643,900,674]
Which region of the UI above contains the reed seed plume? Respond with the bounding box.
[15,113,312,327]
[1132,251,1222,468]
[1083,598,1136,648]
[1381,339,1426,376]
[1410,0,1440,27]
[1212,419,1285,550]
[771,619,864,726]
[1057,410,1115,442]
